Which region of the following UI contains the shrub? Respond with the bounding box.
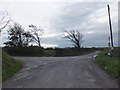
[3,46,44,56]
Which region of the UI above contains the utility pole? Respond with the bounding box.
[108,36,111,56]
[107,4,114,51]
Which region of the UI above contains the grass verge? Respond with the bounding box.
[0,48,2,82]
[96,49,119,80]
[2,51,23,81]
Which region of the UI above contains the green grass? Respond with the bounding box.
[0,48,2,82]
[96,49,119,79]
[2,51,23,81]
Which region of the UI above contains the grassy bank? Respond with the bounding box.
[2,51,23,81]
[96,48,119,80]
[0,48,2,82]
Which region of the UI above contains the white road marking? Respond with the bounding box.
[21,68,30,71]
[15,71,28,77]
[89,78,96,83]
[93,55,97,58]
[27,75,33,79]
[89,66,93,70]
[34,66,38,67]
[14,73,31,81]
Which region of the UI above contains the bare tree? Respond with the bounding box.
[64,30,83,48]
[29,25,43,47]
[0,11,10,33]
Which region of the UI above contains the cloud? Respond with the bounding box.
[49,2,118,47]
[0,0,119,3]
[0,2,118,47]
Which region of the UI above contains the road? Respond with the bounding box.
[3,52,117,88]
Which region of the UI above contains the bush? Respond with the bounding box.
[3,46,44,56]
[55,48,95,56]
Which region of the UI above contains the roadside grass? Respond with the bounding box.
[0,48,2,82]
[0,68,1,82]
[2,51,23,81]
[96,48,119,80]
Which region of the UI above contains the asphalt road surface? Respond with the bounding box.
[3,52,117,88]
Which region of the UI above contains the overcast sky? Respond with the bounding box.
[0,0,119,48]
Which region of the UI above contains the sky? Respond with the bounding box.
[0,0,119,48]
